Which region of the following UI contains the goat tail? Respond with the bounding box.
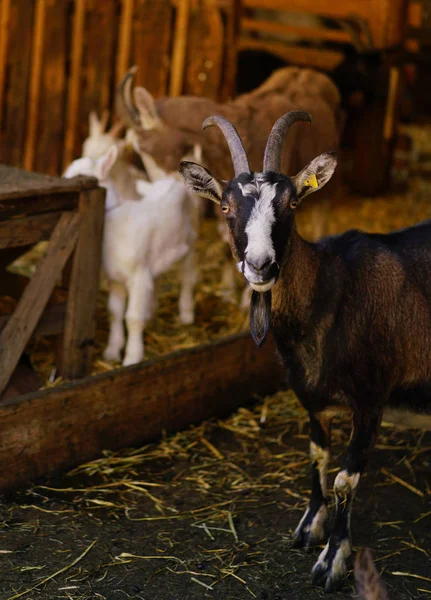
[354,549,390,600]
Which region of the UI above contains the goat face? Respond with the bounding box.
[180,113,337,293]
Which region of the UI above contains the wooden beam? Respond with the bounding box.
[0,212,61,249]
[0,212,80,396]
[60,188,105,380]
[0,332,285,493]
[24,0,46,171]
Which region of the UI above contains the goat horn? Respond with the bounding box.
[116,66,141,128]
[263,111,312,173]
[203,115,250,177]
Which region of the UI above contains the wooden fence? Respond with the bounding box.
[0,0,238,176]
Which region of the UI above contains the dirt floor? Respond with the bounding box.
[0,391,429,600]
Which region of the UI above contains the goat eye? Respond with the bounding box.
[289,200,298,209]
[221,204,230,214]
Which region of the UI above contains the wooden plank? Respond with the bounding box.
[35,0,69,176]
[0,212,61,248]
[169,0,191,96]
[77,0,118,159]
[63,0,86,169]
[0,0,11,124]
[24,0,46,172]
[0,212,80,396]
[184,0,224,99]
[0,192,81,221]
[219,0,240,101]
[131,0,173,97]
[0,301,66,338]
[242,0,407,49]
[0,0,34,166]
[60,187,105,380]
[0,164,97,201]
[115,0,134,87]
[241,17,351,44]
[238,38,344,71]
[0,332,284,492]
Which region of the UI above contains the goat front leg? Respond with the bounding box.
[311,407,382,592]
[123,268,154,366]
[178,249,197,325]
[104,281,127,362]
[292,411,331,549]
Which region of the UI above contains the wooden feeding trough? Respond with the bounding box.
[0,162,284,494]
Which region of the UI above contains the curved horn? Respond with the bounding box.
[263,111,312,173]
[203,115,250,177]
[115,66,141,127]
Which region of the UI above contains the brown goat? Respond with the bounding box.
[116,65,341,189]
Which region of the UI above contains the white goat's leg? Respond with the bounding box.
[178,250,197,324]
[104,281,127,362]
[123,268,154,366]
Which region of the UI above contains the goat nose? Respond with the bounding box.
[247,257,271,272]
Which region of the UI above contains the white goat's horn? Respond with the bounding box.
[203,115,250,177]
[263,111,312,173]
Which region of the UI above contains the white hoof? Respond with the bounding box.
[103,346,122,362]
[179,310,194,325]
[122,353,143,367]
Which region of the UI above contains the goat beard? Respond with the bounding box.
[250,290,271,348]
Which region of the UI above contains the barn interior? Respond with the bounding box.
[0,1,430,599]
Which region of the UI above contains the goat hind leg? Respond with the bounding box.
[311,408,382,592]
[179,250,197,325]
[123,269,154,366]
[292,411,331,550]
[104,282,127,362]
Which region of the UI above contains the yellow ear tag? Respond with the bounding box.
[303,174,319,188]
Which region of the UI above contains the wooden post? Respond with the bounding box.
[0,0,11,125]
[63,0,86,169]
[61,187,105,380]
[0,212,80,397]
[24,0,46,171]
[115,0,134,86]
[169,0,191,96]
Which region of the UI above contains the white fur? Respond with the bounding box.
[64,147,198,366]
[242,175,278,285]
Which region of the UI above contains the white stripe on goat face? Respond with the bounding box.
[243,176,277,266]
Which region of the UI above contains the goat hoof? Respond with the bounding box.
[291,505,328,550]
[103,346,122,362]
[123,354,143,367]
[311,538,350,592]
[179,311,194,325]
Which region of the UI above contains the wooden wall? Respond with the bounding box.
[0,0,239,176]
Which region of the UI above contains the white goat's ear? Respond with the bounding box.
[133,87,162,130]
[179,161,224,204]
[95,145,118,181]
[89,110,109,136]
[291,151,337,205]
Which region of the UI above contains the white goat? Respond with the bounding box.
[63,145,198,366]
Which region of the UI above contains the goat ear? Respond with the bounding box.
[89,110,109,136]
[133,87,162,130]
[95,145,119,181]
[179,161,224,204]
[292,151,337,204]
